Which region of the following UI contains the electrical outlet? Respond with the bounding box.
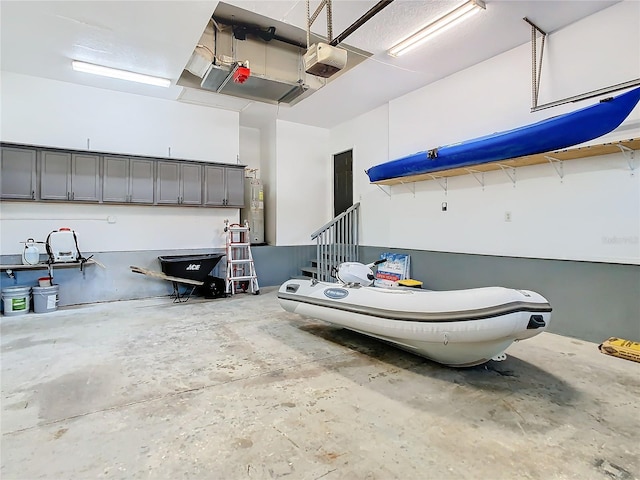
[504,211,512,222]
[442,202,447,212]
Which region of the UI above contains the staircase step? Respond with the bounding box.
[300,266,318,275]
[310,261,336,269]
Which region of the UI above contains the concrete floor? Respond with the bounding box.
[1,287,638,480]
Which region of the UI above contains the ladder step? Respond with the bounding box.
[226,221,260,295]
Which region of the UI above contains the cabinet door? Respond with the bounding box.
[181,164,202,205]
[103,156,129,202]
[41,151,71,200]
[0,147,37,200]
[156,161,180,204]
[71,154,100,202]
[203,166,225,206]
[129,159,154,204]
[225,168,245,207]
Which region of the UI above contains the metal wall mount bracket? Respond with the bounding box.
[428,174,448,195]
[466,169,485,189]
[497,165,517,187]
[375,184,391,197]
[399,181,416,196]
[616,144,636,176]
[545,156,564,182]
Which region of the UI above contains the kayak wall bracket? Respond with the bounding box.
[545,156,564,182]
[465,169,485,190]
[375,183,391,198]
[398,181,416,196]
[427,175,448,195]
[616,144,636,176]
[497,165,517,187]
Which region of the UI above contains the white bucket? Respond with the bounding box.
[1,286,32,316]
[32,285,59,314]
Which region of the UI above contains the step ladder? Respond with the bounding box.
[224,220,260,295]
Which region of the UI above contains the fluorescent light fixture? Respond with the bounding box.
[71,61,171,87]
[389,0,486,57]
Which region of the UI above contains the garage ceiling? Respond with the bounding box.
[0,0,621,129]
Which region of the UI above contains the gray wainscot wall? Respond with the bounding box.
[2,245,638,345]
[0,245,316,308]
[361,246,640,345]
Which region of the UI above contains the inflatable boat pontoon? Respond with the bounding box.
[278,278,551,367]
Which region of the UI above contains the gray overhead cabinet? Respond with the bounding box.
[204,165,245,207]
[0,143,244,208]
[156,161,203,205]
[103,156,155,204]
[41,151,101,202]
[0,146,37,200]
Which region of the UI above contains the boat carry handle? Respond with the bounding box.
[527,315,546,329]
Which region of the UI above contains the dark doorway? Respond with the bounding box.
[333,150,353,217]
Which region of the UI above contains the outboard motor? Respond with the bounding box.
[335,259,386,286]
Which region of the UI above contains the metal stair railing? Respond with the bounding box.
[310,203,360,282]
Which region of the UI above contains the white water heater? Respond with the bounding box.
[241,178,264,244]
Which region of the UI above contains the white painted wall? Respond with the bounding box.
[1,72,241,254]
[239,126,261,176]
[274,120,331,246]
[1,72,239,162]
[331,1,640,265]
[0,203,233,255]
[261,120,277,245]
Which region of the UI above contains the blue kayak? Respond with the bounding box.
[366,86,640,183]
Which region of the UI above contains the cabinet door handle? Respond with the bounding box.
[31,190,35,200]
[72,192,75,200]
[67,192,70,200]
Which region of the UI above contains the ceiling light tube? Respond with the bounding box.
[389,0,486,57]
[71,61,171,87]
